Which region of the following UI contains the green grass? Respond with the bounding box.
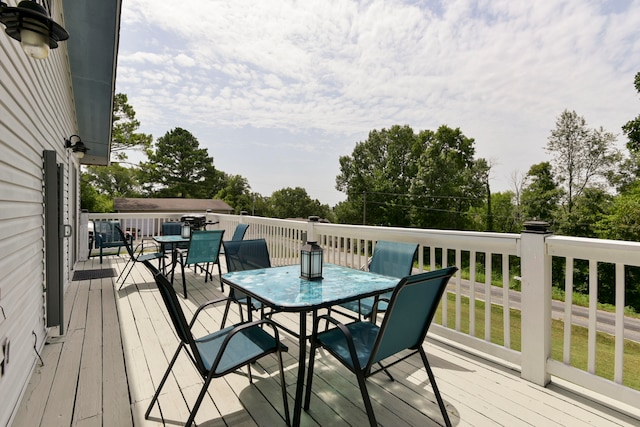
[433,262,640,319]
[434,292,640,391]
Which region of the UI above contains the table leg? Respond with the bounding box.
[169,247,178,284]
[292,311,306,426]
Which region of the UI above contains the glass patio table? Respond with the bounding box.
[153,235,190,278]
[221,263,400,427]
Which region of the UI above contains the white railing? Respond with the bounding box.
[84,211,640,414]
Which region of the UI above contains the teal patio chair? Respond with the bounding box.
[142,261,290,427]
[304,266,458,427]
[230,222,250,241]
[115,226,165,288]
[336,240,418,320]
[219,223,249,254]
[221,239,271,327]
[176,229,225,298]
[94,220,131,264]
[161,222,190,249]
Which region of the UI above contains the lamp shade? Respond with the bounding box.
[300,241,323,280]
[0,0,69,59]
[64,135,88,158]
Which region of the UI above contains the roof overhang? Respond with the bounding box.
[63,0,121,165]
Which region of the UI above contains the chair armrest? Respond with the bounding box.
[189,296,232,328]
[202,318,287,371]
[314,314,363,370]
[140,238,160,251]
[372,295,390,311]
[315,313,343,330]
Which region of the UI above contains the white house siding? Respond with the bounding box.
[0,1,79,424]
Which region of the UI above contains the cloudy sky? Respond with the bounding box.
[116,0,640,206]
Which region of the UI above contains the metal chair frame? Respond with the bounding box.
[143,260,290,426]
[304,266,458,427]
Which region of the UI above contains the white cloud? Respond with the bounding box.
[116,0,640,205]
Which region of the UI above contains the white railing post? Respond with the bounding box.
[78,210,89,261]
[520,220,553,386]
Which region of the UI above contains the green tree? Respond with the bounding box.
[469,191,521,233]
[84,163,142,198]
[546,110,619,213]
[215,174,253,214]
[111,93,153,163]
[622,71,640,152]
[81,93,151,210]
[336,125,421,226]
[596,182,640,241]
[269,187,332,220]
[80,173,113,212]
[333,199,362,224]
[139,128,222,198]
[249,193,273,217]
[616,72,640,192]
[410,125,488,230]
[520,162,562,225]
[555,187,612,237]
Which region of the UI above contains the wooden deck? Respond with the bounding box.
[12,255,640,426]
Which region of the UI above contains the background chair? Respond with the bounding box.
[115,226,164,288]
[335,240,418,320]
[160,221,189,272]
[176,229,224,298]
[219,222,250,255]
[161,222,190,249]
[94,220,131,264]
[142,260,290,427]
[304,266,458,427]
[230,222,250,242]
[221,238,271,327]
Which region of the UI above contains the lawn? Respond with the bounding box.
[434,292,640,391]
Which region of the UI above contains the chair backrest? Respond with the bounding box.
[94,220,121,243]
[230,223,250,241]
[369,266,457,366]
[223,239,271,272]
[142,260,206,373]
[368,240,419,278]
[115,225,135,259]
[162,222,189,249]
[162,222,182,235]
[185,229,225,265]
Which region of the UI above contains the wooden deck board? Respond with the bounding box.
[102,276,133,427]
[12,254,640,426]
[73,284,104,423]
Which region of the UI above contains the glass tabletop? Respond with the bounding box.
[222,264,399,311]
[153,235,190,243]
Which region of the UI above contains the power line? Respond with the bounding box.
[362,190,485,201]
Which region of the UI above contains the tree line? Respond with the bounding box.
[81,94,333,220]
[83,72,640,311]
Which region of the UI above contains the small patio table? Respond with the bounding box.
[221,263,400,427]
[153,235,190,278]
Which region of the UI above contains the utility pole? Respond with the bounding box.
[363,191,366,225]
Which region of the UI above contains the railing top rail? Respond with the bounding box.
[547,235,640,266]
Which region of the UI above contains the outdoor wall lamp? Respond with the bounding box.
[0,0,69,60]
[64,135,88,159]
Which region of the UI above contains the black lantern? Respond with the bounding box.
[64,135,88,159]
[0,0,69,59]
[181,222,191,239]
[300,240,323,280]
[300,216,323,280]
